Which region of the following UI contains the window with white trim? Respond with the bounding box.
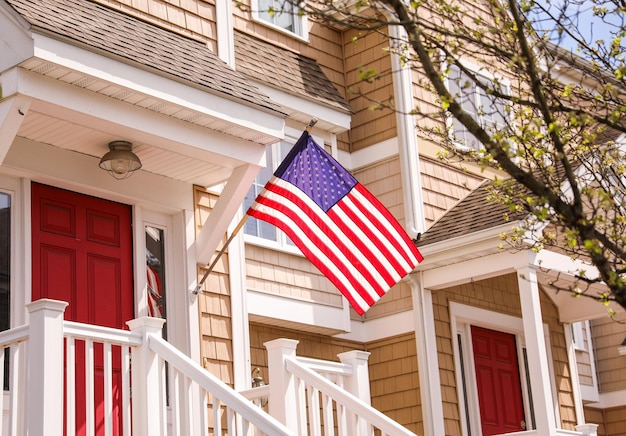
[253,0,307,38]
[446,63,510,151]
[243,140,298,252]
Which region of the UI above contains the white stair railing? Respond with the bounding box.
[265,338,417,436]
[145,330,294,436]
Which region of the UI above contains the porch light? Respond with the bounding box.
[252,367,265,388]
[99,141,142,180]
[251,368,268,407]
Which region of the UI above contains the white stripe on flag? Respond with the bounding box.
[330,203,403,283]
[350,188,421,266]
[268,178,393,293]
[256,178,385,302]
[250,200,372,312]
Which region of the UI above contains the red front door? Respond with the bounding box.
[31,182,134,436]
[471,326,525,435]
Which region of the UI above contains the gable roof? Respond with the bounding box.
[4,0,284,115]
[416,179,528,246]
[234,31,352,114]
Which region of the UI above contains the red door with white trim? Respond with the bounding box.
[31,182,134,436]
[471,326,525,435]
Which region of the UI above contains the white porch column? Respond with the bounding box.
[338,350,372,435]
[264,338,303,433]
[409,273,446,436]
[516,265,558,434]
[25,298,68,436]
[127,317,167,436]
[337,350,372,403]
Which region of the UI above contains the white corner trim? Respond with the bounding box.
[215,0,235,66]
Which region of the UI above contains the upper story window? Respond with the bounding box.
[244,140,298,252]
[254,0,308,39]
[446,63,510,151]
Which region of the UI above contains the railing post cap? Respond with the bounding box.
[127,316,166,332]
[263,338,299,351]
[337,350,371,362]
[26,298,68,314]
[575,423,599,434]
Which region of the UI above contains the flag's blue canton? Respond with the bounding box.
[275,133,357,212]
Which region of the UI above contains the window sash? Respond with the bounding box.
[447,64,510,150]
[257,0,303,36]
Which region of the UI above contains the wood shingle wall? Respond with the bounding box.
[590,313,626,393]
[93,0,218,50]
[194,187,234,386]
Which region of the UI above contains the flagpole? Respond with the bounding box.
[192,118,318,295]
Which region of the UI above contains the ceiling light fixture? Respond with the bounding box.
[99,140,142,180]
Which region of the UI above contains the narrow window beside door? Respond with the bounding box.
[0,193,9,390]
[146,225,166,333]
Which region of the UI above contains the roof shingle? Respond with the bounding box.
[416,180,527,246]
[234,31,352,114]
[4,0,284,114]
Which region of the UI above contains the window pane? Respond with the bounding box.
[448,64,509,150]
[244,146,277,241]
[0,193,9,330]
[258,0,299,34]
[146,226,166,325]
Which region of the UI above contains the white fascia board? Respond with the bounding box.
[31,34,284,140]
[252,82,351,133]
[10,68,268,168]
[334,310,415,342]
[247,290,349,333]
[417,221,525,267]
[533,249,600,281]
[420,249,530,290]
[0,5,34,73]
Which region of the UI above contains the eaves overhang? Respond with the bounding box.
[0,0,288,187]
[415,219,621,322]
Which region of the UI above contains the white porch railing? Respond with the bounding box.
[0,299,292,436]
[0,300,597,436]
[241,338,417,436]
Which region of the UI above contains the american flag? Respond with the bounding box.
[247,131,424,315]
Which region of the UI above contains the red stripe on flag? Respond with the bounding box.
[250,187,381,306]
[326,206,398,289]
[248,200,374,314]
[259,181,389,295]
[331,198,408,281]
[353,184,424,265]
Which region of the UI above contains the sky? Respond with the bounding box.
[528,0,625,52]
